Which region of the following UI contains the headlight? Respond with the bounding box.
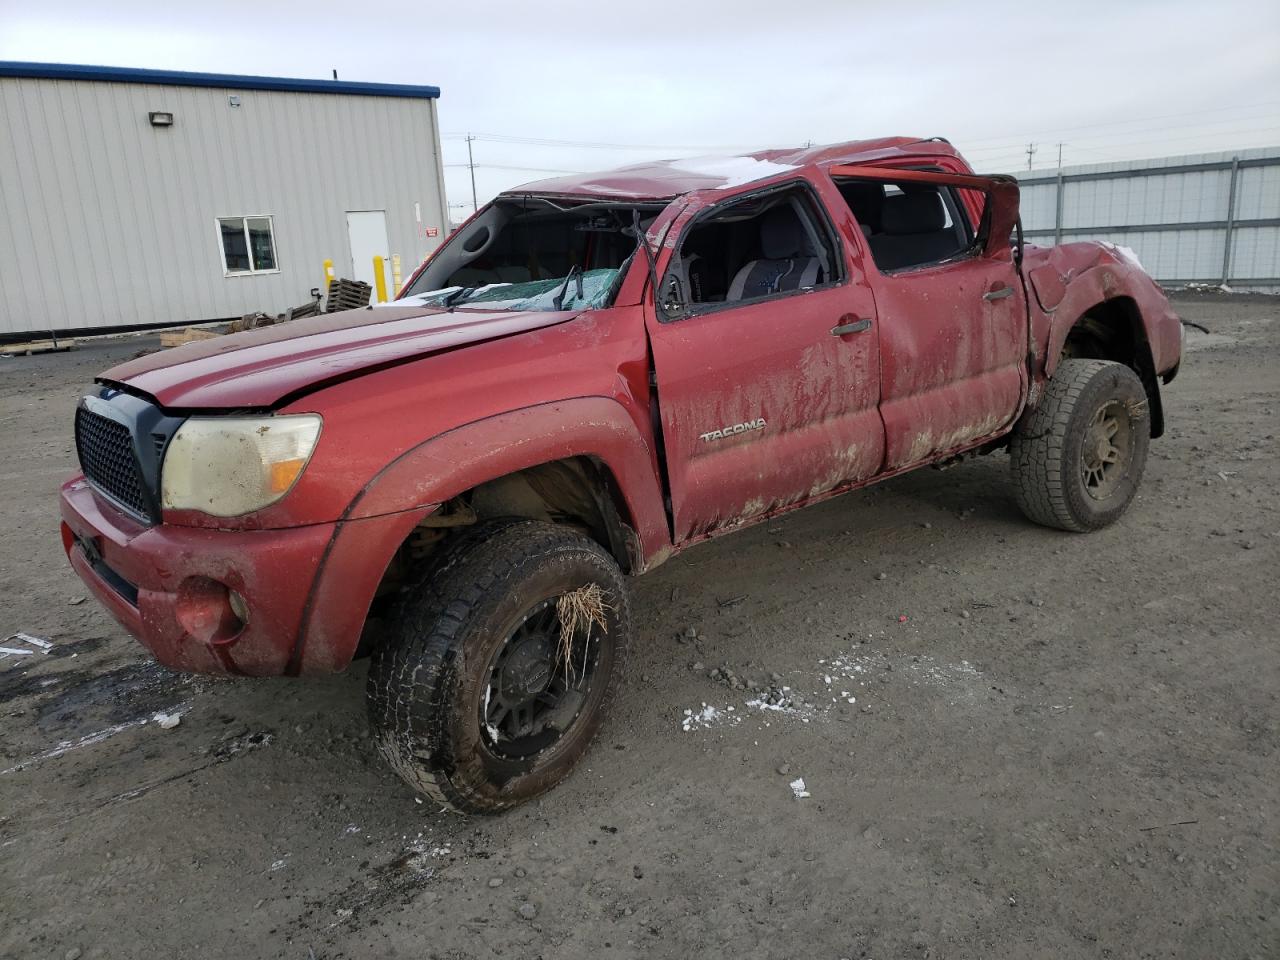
[161,414,322,517]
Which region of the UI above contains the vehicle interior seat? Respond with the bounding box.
[868,191,962,271]
[726,207,822,300]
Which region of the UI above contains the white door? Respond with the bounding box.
[345,210,389,289]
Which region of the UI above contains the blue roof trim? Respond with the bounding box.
[0,61,440,99]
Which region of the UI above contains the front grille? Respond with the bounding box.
[76,408,149,517]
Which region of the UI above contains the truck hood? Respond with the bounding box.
[100,304,578,409]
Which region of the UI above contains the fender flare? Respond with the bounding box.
[1037,274,1166,438]
[1041,268,1127,379]
[290,397,672,674]
[347,395,670,557]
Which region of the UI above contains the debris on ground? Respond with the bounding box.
[789,777,811,799]
[0,338,76,357]
[159,326,220,348]
[1,632,53,662]
[157,292,326,350]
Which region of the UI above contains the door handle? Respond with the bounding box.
[831,317,872,336]
[983,286,1014,301]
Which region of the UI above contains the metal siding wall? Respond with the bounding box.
[0,77,447,336]
[1236,164,1280,219]
[1074,228,1228,280]
[1017,148,1280,290]
[1062,170,1231,228]
[1016,182,1058,232]
[1230,227,1280,280]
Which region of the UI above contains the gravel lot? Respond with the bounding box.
[1,293,1276,960]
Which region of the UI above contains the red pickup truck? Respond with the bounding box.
[61,137,1183,812]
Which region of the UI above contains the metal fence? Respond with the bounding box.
[1013,147,1280,292]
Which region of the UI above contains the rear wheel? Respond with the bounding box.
[1011,358,1151,532]
[367,520,631,814]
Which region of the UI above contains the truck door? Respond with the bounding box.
[827,166,1026,471]
[645,179,884,542]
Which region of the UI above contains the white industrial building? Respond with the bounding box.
[0,62,449,339]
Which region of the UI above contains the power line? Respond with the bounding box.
[444,162,587,174]
[955,100,1280,149]
[441,131,763,152]
[962,122,1280,160]
[442,105,1279,158]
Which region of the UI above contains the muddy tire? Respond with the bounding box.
[1011,358,1151,532]
[367,519,631,814]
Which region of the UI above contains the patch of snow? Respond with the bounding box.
[666,155,798,190]
[827,651,984,705]
[482,686,501,743]
[1099,242,1146,272]
[681,703,739,732]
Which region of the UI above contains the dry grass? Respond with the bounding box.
[555,583,611,684]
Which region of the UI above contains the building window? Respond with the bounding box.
[217,216,277,275]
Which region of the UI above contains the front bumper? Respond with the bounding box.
[59,475,429,676]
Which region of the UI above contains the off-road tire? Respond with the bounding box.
[1011,358,1151,532]
[367,519,631,814]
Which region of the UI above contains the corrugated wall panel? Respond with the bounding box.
[1017,182,1058,232]
[1017,148,1280,291]
[1229,227,1280,280]
[1062,169,1232,229]
[0,76,447,336]
[1235,164,1280,220]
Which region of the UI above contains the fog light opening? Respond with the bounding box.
[175,577,246,644]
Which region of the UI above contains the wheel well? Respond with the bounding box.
[1059,297,1164,438]
[463,457,640,571]
[361,458,641,646]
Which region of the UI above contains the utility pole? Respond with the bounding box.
[466,134,478,213]
[1056,142,1063,170]
[1025,142,1037,170]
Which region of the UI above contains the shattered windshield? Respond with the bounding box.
[403,269,620,312]
[401,199,661,312]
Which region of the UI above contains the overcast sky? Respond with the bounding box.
[3,0,1277,216]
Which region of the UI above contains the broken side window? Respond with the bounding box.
[664,183,841,313]
[834,178,975,273]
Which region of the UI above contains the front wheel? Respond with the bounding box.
[1011,358,1151,532]
[367,520,631,814]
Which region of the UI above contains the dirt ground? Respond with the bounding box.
[1,294,1276,960]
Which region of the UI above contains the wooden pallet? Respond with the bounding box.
[159,327,220,348]
[2,338,76,356]
[325,278,372,313]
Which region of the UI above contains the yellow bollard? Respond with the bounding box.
[391,254,402,297]
[322,258,334,290]
[372,255,388,303]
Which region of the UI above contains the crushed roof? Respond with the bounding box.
[502,137,963,200]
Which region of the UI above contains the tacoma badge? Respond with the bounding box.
[699,418,767,443]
